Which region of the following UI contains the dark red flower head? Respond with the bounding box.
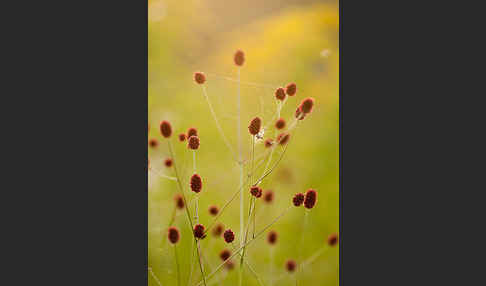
[220,249,231,261]
[187,127,198,138]
[223,229,235,243]
[188,135,200,150]
[190,174,202,193]
[275,118,286,130]
[285,83,297,96]
[168,226,180,244]
[295,106,306,120]
[234,49,245,66]
[178,133,187,142]
[193,224,205,239]
[208,205,219,216]
[276,132,290,145]
[174,194,184,209]
[250,186,262,198]
[248,117,262,136]
[149,138,159,148]
[275,87,286,101]
[164,158,173,167]
[267,230,278,245]
[293,193,305,207]
[194,72,206,84]
[300,97,315,114]
[212,223,224,237]
[327,233,338,247]
[286,259,296,272]
[264,138,274,148]
[160,120,172,138]
[304,189,317,209]
[263,190,274,203]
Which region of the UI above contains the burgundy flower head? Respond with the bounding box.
[275,118,286,130]
[212,223,224,237]
[168,226,180,244]
[148,138,159,148]
[328,233,338,247]
[263,190,274,203]
[188,135,200,150]
[194,72,206,84]
[178,133,187,142]
[267,230,278,245]
[164,158,173,167]
[293,193,305,207]
[234,49,245,66]
[295,106,306,120]
[275,87,286,101]
[277,132,290,145]
[187,127,198,138]
[193,224,205,239]
[223,229,235,243]
[174,194,184,209]
[248,117,262,136]
[264,138,274,148]
[160,120,172,138]
[220,249,231,261]
[190,174,202,193]
[286,259,296,272]
[285,83,297,96]
[208,205,219,216]
[304,189,317,209]
[250,186,262,198]
[300,97,315,114]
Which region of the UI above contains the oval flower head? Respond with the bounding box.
[193,224,205,239]
[285,83,297,96]
[174,194,184,210]
[160,120,172,138]
[208,205,219,216]
[194,72,206,84]
[212,223,224,237]
[304,189,317,209]
[250,186,262,198]
[248,117,262,136]
[178,133,187,142]
[223,229,235,243]
[188,135,200,150]
[300,97,315,114]
[190,174,202,193]
[220,249,231,261]
[168,226,180,244]
[267,230,278,245]
[234,49,245,66]
[286,259,296,272]
[275,87,286,101]
[328,233,338,247]
[187,127,198,138]
[293,193,305,207]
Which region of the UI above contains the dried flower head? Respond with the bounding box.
[212,223,224,237]
[187,127,198,138]
[300,97,315,114]
[160,120,172,138]
[234,49,245,66]
[174,194,184,209]
[248,117,262,136]
[193,224,205,239]
[276,132,290,145]
[208,205,219,216]
[190,174,202,193]
[164,158,173,167]
[250,186,262,198]
[148,138,159,148]
[275,118,286,130]
[168,226,180,244]
[263,190,274,203]
[267,230,278,245]
[264,138,274,148]
[295,106,306,120]
[275,87,286,101]
[194,72,206,84]
[293,193,305,207]
[225,260,235,270]
[223,229,235,243]
[178,133,187,142]
[188,135,200,150]
[304,189,317,209]
[286,259,296,272]
[285,83,297,96]
[220,249,231,261]
[328,233,338,247]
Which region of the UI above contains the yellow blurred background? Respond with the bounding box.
[149,0,338,285]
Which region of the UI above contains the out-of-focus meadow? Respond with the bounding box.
[148,0,338,285]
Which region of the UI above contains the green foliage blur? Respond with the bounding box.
[149,0,338,285]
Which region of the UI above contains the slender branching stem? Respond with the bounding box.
[148,267,163,286]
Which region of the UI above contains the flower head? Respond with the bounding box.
[285,83,297,96]
[263,190,274,203]
[188,135,200,150]
[295,106,306,120]
[193,224,205,239]
[223,229,235,243]
[194,72,206,84]
[304,189,317,209]
[292,193,305,207]
[275,118,286,130]
[168,226,180,244]
[225,260,235,270]
[220,249,231,261]
[208,205,219,216]
[275,87,286,101]
[300,97,315,114]
[286,259,296,272]
[212,223,224,237]
[248,117,262,136]
[178,133,187,142]
[148,138,159,148]
[250,186,262,198]
[264,138,274,148]
[187,127,198,138]
[276,132,290,145]
[160,120,172,138]
[267,230,278,245]
[234,49,245,66]
[164,158,173,167]
[190,174,202,193]
[174,194,184,209]
[327,233,338,247]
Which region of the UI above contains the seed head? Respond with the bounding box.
[178,133,187,142]
[275,118,286,130]
[267,230,278,245]
[328,233,338,247]
[276,132,290,145]
[286,259,296,272]
[148,138,159,148]
[220,249,231,261]
[187,127,198,138]
[300,97,315,114]
[275,87,286,101]
[168,226,180,244]
[225,260,235,270]
[234,49,245,66]
[285,83,297,96]
[208,205,219,216]
[194,72,206,84]
[250,186,262,198]
[264,138,274,148]
[190,174,202,193]
[223,229,235,243]
[295,106,306,120]
[188,135,200,150]
[193,224,205,239]
[212,223,224,237]
[248,117,262,136]
[174,194,184,209]
[263,190,274,203]
[304,189,317,209]
[164,158,173,167]
[160,120,172,138]
[292,193,305,207]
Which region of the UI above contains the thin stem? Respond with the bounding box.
[174,245,180,286]
[297,210,309,280]
[269,247,274,286]
[148,267,163,286]
[193,150,196,173]
[237,67,244,286]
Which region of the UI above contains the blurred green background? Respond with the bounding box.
[148,0,338,285]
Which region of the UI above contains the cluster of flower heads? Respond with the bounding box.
[293,189,318,209]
